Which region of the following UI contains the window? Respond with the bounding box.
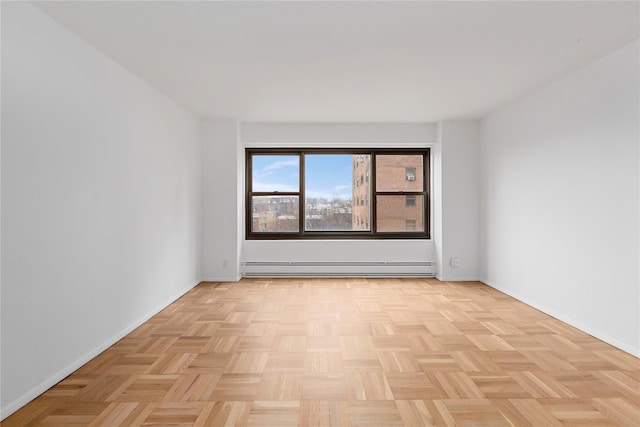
[376,154,425,233]
[249,155,300,233]
[246,148,429,239]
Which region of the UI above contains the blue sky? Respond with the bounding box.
[252,155,354,200]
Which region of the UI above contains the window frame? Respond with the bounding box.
[246,147,430,240]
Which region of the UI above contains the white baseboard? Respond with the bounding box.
[0,280,200,421]
[436,275,481,282]
[202,276,241,282]
[481,278,640,358]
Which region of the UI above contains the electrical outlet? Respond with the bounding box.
[450,257,460,267]
[223,259,228,268]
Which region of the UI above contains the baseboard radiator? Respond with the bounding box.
[241,261,437,278]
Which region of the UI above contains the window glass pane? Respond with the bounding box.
[251,196,299,232]
[376,155,423,192]
[251,155,299,192]
[305,154,370,231]
[376,195,424,232]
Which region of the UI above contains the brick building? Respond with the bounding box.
[252,196,299,232]
[352,155,371,230]
[353,154,423,232]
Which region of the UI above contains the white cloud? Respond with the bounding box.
[263,159,298,172]
[253,159,299,181]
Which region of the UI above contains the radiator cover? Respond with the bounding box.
[241,261,436,278]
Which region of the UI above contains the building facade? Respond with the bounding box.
[353,154,423,232]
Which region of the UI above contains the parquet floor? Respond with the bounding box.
[3,278,639,426]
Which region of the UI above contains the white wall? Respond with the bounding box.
[239,123,437,277]
[201,119,243,281]
[241,123,437,147]
[1,2,201,419]
[480,40,640,356]
[432,126,444,281]
[201,120,480,279]
[201,122,440,279]
[436,121,481,281]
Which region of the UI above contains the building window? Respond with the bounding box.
[246,148,429,239]
[405,167,416,181]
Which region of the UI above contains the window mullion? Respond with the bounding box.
[371,151,377,233]
[299,152,305,235]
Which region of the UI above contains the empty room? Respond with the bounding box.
[1,1,638,425]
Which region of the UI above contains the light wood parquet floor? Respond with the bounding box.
[3,278,639,426]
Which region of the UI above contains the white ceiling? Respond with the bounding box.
[35,1,639,122]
